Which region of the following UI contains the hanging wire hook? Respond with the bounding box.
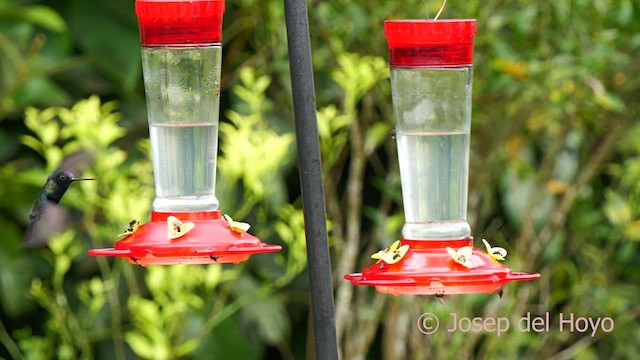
[434,0,447,20]
[423,0,448,20]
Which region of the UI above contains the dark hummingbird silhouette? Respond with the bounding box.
[24,152,94,247]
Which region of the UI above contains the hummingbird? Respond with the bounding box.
[24,152,94,247]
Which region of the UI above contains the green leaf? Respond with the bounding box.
[174,339,200,358]
[13,77,71,109]
[21,135,43,154]
[235,277,290,346]
[67,1,141,93]
[23,5,67,32]
[48,230,75,256]
[364,122,390,154]
[254,75,271,94]
[248,297,289,345]
[593,92,625,113]
[54,255,71,279]
[624,221,640,241]
[196,317,261,360]
[125,333,156,360]
[0,252,38,317]
[40,121,59,146]
[332,53,389,103]
[604,190,632,225]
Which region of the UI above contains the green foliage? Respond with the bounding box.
[218,67,294,211]
[0,87,303,359]
[0,2,70,117]
[24,231,91,360]
[125,265,226,360]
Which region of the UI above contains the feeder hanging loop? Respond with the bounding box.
[423,0,448,20]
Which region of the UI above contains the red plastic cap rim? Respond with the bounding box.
[136,0,225,45]
[385,19,477,66]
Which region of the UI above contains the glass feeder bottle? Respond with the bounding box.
[344,19,539,295]
[137,0,224,212]
[386,20,477,240]
[88,0,282,265]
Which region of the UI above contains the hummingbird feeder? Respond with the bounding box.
[89,0,281,265]
[345,20,539,295]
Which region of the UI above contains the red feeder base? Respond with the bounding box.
[344,238,539,296]
[88,210,281,266]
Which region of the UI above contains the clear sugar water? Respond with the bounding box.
[391,66,473,240]
[397,130,470,239]
[142,45,222,211]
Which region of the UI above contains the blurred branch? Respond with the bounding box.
[0,318,23,360]
[334,104,367,347]
[522,119,627,263]
[547,336,594,360]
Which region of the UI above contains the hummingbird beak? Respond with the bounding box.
[71,177,94,181]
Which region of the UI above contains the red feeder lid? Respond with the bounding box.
[136,0,225,46]
[385,19,477,67]
[88,210,281,266]
[345,238,539,295]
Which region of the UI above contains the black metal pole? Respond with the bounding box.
[283,1,339,359]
